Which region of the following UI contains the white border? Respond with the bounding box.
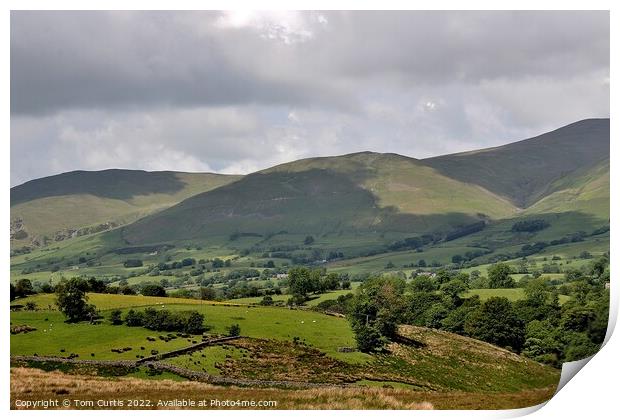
[3,2,617,419]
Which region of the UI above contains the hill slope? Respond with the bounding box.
[10,170,241,249]
[120,153,518,245]
[424,119,609,208]
[524,158,609,220]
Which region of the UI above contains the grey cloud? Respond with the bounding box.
[11,11,608,116]
[10,11,609,186]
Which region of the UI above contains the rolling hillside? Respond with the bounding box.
[424,118,609,208]
[10,170,241,250]
[524,158,609,220]
[120,153,518,245]
[10,119,610,265]
[119,120,609,248]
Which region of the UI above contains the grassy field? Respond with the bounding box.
[327,246,488,274]
[11,293,239,310]
[227,283,360,305]
[463,288,570,304]
[11,294,367,364]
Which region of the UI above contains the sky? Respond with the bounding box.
[10,10,609,186]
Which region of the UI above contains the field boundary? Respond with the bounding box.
[10,355,349,389]
[137,335,242,363]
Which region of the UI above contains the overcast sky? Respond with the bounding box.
[10,10,609,186]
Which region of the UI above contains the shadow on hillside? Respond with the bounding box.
[393,334,426,349]
[11,170,190,205]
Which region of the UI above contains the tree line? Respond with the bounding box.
[343,256,609,367]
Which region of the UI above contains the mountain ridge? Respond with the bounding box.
[11,118,609,253]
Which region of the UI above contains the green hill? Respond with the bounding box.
[120,152,518,245]
[524,158,609,220]
[10,119,609,266]
[424,119,609,208]
[10,170,241,250]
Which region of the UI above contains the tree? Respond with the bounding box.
[55,278,98,323]
[304,235,315,245]
[260,295,274,306]
[227,323,241,336]
[141,284,167,297]
[320,273,340,292]
[123,259,143,268]
[351,323,385,352]
[464,297,525,351]
[86,277,106,293]
[288,267,320,299]
[181,258,196,266]
[404,291,443,325]
[487,263,515,288]
[200,287,217,300]
[124,309,144,326]
[15,279,34,298]
[441,298,481,334]
[511,219,550,233]
[424,303,448,329]
[348,277,405,352]
[524,277,549,307]
[591,256,608,278]
[184,311,206,334]
[10,284,16,301]
[409,275,437,293]
[109,309,123,325]
[440,279,469,307]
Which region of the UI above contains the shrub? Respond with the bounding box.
[123,259,143,268]
[122,308,205,334]
[511,219,550,233]
[141,284,167,297]
[259,295,274,306]
[227,323,241,336]
[109,309,123,325]
[124,309,145,327]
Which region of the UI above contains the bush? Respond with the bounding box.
[109,309,123,325]
[124,309,145,326]
[227,323,241,336]
[14,279,34,298]
[122,308,206,334]
[123,259,143,268]
[141,284,167,297]
[511,219,550,233]
[259,295,274,306]
[351,323,386,353]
